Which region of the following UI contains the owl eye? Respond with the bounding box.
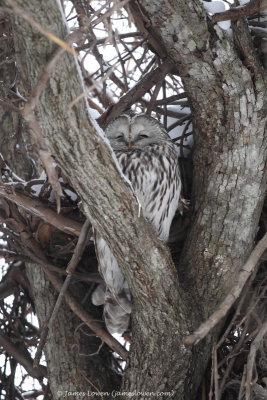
[139,133,149,139]
[115,133,124,140]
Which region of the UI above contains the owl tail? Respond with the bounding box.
[92,283,132,335]
[104,299,131,335]
[91,283,106,305]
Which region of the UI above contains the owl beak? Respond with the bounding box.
[128,141,133,150]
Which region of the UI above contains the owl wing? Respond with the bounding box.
[92,231,132,335]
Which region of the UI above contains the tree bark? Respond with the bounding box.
[0,16,35,180]
[6,0,267,399]
[128,0,267,396]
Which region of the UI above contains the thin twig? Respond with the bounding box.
[113,30,128,92]
[155,93,188,105]
[66,220,91,274]
[146,61,171,115]
[0,333,46,378]
[91,0,131,26]
[209,345,215,400]
[238,367,246,400]
[217,317,252,399]
[23,249,101,283]
[42,263,129,361]
[213,345,219,400]
[68,63,118,109]
[167,114,191,132]
[24,248,128,361]
[33,220,91,367]
[76,32,142,51]
[245,320,267,400]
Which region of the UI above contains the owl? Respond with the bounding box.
[92,114,181,335]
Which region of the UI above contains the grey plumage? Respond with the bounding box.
[92,114,181,335]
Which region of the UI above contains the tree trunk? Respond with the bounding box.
[128,0,267,396]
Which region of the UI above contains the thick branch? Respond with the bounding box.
[100,59,174,124]
[212,0,267,23]
[0,186,82,236]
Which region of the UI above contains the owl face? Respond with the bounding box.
[105,114,170,151]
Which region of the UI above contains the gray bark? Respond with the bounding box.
[6,0,267,399]
[0,21,35,180]
[130,0,267,396]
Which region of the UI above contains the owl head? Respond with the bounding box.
[105,114,171,151]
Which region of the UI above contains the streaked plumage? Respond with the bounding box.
[92,114,181,334]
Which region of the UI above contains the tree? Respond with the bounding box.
[0,0,266,399]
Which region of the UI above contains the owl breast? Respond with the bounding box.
[116,143,181,241]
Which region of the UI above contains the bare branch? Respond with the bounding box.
[76,32,142,51]
[0,186,83,236]
[33,220,91,367]
[245,320,267,400]
[128,0,167,58]
[0,333,47,378]
[212,0,267,23]
[91,0,131,26]
[39,260,129,361]
[184,233,267,346]
[1,203,128,361]
[0,99,20,113]
[101,59,174,125]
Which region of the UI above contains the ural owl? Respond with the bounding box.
[92,114,181,334]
